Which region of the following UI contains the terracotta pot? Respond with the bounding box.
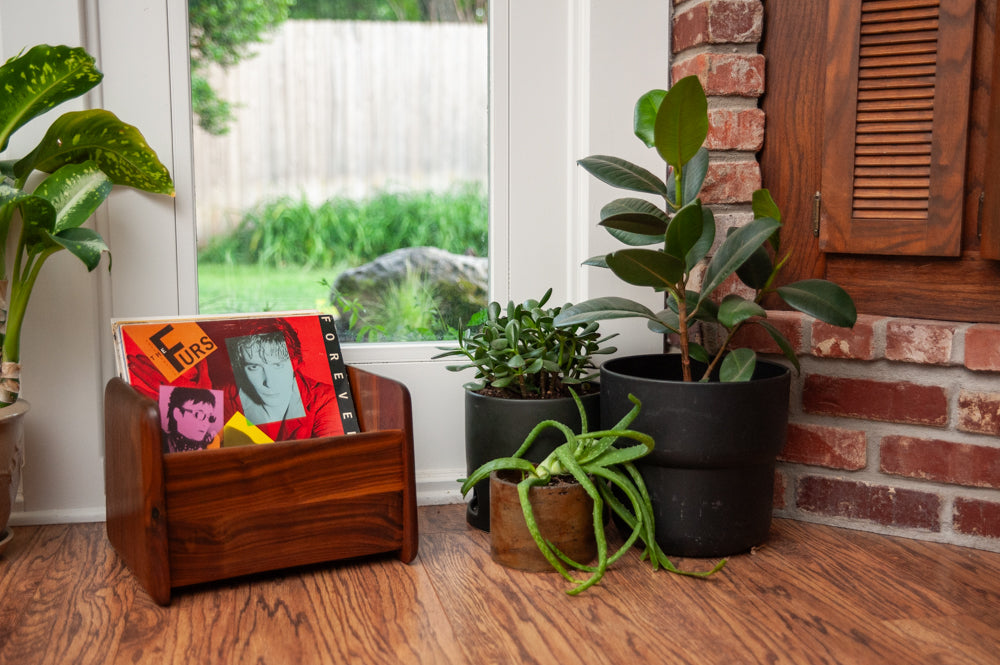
[0,400,28,539]
[489,469,597,572]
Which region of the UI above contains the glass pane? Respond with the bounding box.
[189,1,488,342]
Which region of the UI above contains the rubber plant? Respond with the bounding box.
[0,44,174,406]
[460,389,725,595]
[555,75,857,382]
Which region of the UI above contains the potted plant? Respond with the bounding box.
[0,44,175,539]
[460,389,725,594]
[555,75,857,556]
[435,288,617,530]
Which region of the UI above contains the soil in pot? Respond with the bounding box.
[489,469,597,572]
[601,354,790,557]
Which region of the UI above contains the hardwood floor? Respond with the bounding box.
[1,503,998,664]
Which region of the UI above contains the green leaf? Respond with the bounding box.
[752,189,782,253]
[607,248,684,289]
[720,347,756,382]
[686,205,716,269]
[578,155,668,198]
[665,200,705,268]
[634,89,666,147]
[599,198,669,237]
[688,342,711,364]
[752,188,782,223]
[733,221,776,290]
[0,45,102,152]
[32,161,112,233]
[700,216,781,305]
[554,297,658,327]
[50,227,109,271]
[717,295,765,329]
[777,279,857,328]
[680,147,709,208]
[654,75,708,171]
[754,319,801,374]
[15,109,175,195]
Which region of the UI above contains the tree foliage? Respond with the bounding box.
[188,0,294,135]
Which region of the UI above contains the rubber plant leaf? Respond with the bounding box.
[719,347,756,382]
[14,109,175,195]
[717,294,766,330]
[654,75,709,171]
[665,200,705,268]
[0,44,102,152]
[699,215,781,306]
[554,296,659,327]
[633,89,666,147]
[777,279,858,328]
[607,248,685,289]
[599,197,669,237]
[577,155,669,198]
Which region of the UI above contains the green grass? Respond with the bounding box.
[196,186,488,339]
[197,263,340,315]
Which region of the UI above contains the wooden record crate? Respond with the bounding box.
[103,366,418,606]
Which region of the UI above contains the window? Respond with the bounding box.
[761,0,1000,323]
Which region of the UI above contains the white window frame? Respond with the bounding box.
[2,0,669,520]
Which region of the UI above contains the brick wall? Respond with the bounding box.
[671,0,1000,552]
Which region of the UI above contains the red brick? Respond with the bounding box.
[706,107,764,151]
[796,475,941,531]
[671,53,765,97]
[885,319,957,365]
[773,469,786,510]
[954,498,1000,539]
[957,390,1000,436]
[965,324,1000,372]
[803,375,949,426]
[730,310,806,355]
[672,0,764,52]
[811,315,878,360]
[701,160,761,204]
[880,436,1000,489]
[780,423,867,470]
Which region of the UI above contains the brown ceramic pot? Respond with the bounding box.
[489,469,596,572]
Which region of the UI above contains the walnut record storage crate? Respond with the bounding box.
[104,366,418,606]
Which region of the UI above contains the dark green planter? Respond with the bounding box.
[600,354,790,557]
[464,389,600,531]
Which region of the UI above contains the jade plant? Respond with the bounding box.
[0,44,174,406]
[460,389,725,594]
[555,75,856,382]
[435,288,617,398]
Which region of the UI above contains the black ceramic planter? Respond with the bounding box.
[464,389,600,531]
[601,354,790,557]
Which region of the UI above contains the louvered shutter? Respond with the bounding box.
[820,0,975,256]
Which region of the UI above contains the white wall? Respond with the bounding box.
[2,0,669,524]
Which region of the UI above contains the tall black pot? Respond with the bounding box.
[601,354,790,557]
[464,389,600,531]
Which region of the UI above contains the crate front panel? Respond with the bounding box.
[163,430,407,587]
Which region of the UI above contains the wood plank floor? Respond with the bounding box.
[1,503,998,664]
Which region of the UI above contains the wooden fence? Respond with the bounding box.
[193,20,488,239]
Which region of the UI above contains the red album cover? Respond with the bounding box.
[113,312,359,453]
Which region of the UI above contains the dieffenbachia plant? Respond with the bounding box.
[460,390,725,594]
[0,44,175,406]
[555,75,857,382]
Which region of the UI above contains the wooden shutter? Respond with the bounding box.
[820,0,975,256]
